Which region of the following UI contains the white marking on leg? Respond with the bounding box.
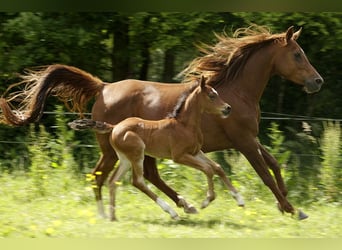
[257,148,262,156]
[97,200,107,218]
[156,197,179,220]
[230,191,245,207]
[177,195,198,214]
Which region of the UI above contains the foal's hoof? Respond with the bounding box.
[297,209,309,220]
[184,206,198,214]
[172,214,181,220]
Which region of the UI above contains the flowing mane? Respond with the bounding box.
[181,24,287,87]
[166,81,198,119]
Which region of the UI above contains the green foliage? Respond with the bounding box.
[283,122,321,203]
[52,106,77,173]
[266,122,291,168]
[319,121,342,202]
[28,124,52,196]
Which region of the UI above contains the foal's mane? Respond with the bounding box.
[166,81,199,119]
[181,24,287,87]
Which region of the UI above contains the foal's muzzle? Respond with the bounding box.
[221,104,231,118]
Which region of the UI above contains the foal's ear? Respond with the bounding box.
[285,26,294,43]
[200,75,206,89]
[292,27,302,40]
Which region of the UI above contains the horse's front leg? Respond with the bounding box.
[237,138,295,215]
[257,143,308,219]
[257,142,288,197]
[143,156,198,214]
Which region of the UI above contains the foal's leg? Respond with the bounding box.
[131,158,180,220]
[143,156,198,214]
[173,153,217,209]
[196,151,244,207]
[114,132,179,220]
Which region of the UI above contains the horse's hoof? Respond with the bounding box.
[276,202,284,214]
[201,201,209,209]
[298,209,309,220]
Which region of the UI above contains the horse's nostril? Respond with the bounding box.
[222,104,231,116]
[315,78,324,84]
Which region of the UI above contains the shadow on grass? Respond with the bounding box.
[142,217,260,231]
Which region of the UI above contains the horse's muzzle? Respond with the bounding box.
[304,77,324,94]
[221,104,231,118]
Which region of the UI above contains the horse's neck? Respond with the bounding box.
[229,45,275,103]
[177,91,202,130]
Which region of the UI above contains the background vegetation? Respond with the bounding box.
[0,12,341,237]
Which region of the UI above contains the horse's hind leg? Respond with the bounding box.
[108,155,131,221]
[92,134,118,218]
[92,152,117,218]
[143,156,197,214]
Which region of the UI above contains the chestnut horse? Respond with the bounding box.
[0,25,323,220]
[69,76,244,221]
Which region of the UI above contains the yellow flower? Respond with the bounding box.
[89,218,97,225]
[45,227,55,235]
[95,171,102,175]
[86,173,96,181]
[52,220,62,227]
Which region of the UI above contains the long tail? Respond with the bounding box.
[0,64,104,126]
[68,119,113,134]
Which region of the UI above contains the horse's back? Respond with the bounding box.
[92,79,189,124]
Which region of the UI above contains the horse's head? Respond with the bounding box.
[199,76,231,118]
[273,26,324,94]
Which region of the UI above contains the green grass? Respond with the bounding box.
[0,171,341,238]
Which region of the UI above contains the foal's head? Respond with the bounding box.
[198,76,231,118]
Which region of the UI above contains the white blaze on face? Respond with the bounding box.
[211,88,218,96]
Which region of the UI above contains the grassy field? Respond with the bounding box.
[0,171,341,238]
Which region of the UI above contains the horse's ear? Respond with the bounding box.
[200,75,206,89]
[285,26,294,43]
[292,27,302,40]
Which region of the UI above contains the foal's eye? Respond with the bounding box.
[208,93,216,100]
[294,52,302,61]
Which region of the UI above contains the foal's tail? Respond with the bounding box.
[0,64,104,126]
[68,119,113,134]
